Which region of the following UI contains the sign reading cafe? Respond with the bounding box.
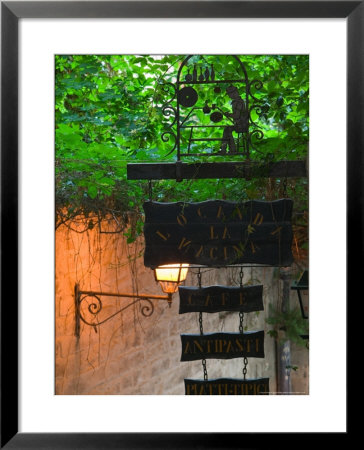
[179,284,263,314]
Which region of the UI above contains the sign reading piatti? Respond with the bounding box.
[179,284,263,314]
[143,199,293,267]
[184,377,269,395]
[180,331,264,361]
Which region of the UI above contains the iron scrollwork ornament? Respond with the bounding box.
[159,81,178,156]
[159,55,264,160]
[73,284,170,337]
[78,293,155,330]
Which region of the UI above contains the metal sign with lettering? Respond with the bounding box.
[184,377,269,395]
[180,331,264,361]
[143,199,293,267]
[179,285,263,314]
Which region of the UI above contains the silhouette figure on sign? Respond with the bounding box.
[220,85,249,154]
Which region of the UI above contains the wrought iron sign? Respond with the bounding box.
[184,378,269,395]
[179,285,263,314]
[180,331,265,360]
[124,55,303,394]
[127,54,308,181]
[160,55,263,160]
[143,199,293,268]
[180,268,269,395]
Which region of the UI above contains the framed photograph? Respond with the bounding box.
[1,1,356,447]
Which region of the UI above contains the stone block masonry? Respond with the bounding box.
[55,218,307,394]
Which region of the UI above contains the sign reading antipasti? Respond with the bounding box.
[179,284,263,314]
[184,378,269,395]
[180,331,264,361]
[143,199,293,267]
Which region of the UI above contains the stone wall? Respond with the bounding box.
[55,218,308,395]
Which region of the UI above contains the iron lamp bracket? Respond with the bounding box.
[74,284,171,337]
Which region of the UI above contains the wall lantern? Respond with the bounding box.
[291,269,308,320]
[154,263,190,300]
[74,263,188,336]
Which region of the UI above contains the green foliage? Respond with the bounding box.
[266,305,309,347]
[55,54,309,241]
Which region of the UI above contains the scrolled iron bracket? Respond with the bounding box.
[74,283,171,337]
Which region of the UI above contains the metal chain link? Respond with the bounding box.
[239,266,244,286]
[148,180,153,201]
[239,292,248,379]
[239,267,244,334]
[199,312,204,335]
[282,178,288,198]
[199,310,208,380]
[239,311,244,334]
[202,359,208,381]
[197,268,202,288]
[242,357,248,380]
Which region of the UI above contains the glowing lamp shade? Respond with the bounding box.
[154,264,189,294]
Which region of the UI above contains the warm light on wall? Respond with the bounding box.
[154,264,189,295]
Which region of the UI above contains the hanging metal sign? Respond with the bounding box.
[179,284,263,314]
[126,55,308,181]
[184,377,269,395]
[143,199,293,267]
[158,55,264,161]
[180,331,264,361]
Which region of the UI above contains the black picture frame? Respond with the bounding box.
[1,1,356,448]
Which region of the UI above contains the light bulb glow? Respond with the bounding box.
[154,264,189,294]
